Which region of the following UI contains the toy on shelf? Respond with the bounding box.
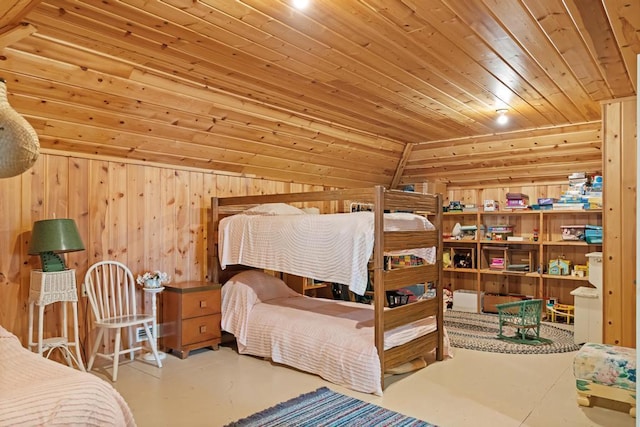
[571,264,588,278]
[483,199,497,211]
[487,225,513,241]
[549,258,572,275]
[448,201,463,212]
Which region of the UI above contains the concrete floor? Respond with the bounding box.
[96,341,635,427]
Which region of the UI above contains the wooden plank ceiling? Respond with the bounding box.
[0,0,637,188]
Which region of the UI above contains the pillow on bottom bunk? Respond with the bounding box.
[221,270,299,346]
[223,270,298,302]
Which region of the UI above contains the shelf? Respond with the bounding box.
[542,240,601,246]
[305,282,329,289]
[542,274,590,281]
[443,211,478,216]
[479,269,539,277]
[444,267,477,273]
[444,238,477,243]
[541,209,602,215]
[481,210,539,215]
[480,239,539,245]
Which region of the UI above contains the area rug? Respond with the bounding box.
[444,310,582,354]
[225,387,436,427]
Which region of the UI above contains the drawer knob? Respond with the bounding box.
[200,300,207,308]
[200,325,207,333]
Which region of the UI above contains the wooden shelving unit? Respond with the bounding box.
[282,273,332,298]
[443,209,602,312]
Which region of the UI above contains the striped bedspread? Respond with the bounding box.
[0,326,136,427]
[219,211,436,295]
[221,271,446,396]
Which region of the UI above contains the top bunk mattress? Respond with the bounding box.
[218,211,436,295]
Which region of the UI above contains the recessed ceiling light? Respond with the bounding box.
[496,109,509,125]
[293,0,310,9]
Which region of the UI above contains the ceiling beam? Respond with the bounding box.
[390,143,414,189]
[0,23,37,49]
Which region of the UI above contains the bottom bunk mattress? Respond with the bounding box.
[221,270,448,396]
[0,326,136,426]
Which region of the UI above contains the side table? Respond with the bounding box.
[162,281,221,359]
[142,286,167,361]
[28,269,85,371]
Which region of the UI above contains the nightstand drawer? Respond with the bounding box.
[162,282,221,359]
[181,313,221,346]
[182,291,220,318]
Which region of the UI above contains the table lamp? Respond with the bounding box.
[28,219,85,272]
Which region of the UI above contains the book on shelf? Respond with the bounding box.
[552,203,585,211]
[506,192,529,200]
[506,264,530,272]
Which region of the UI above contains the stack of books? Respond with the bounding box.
[505,192,529,210]
[490,258,505,270]
[553,172,603,211]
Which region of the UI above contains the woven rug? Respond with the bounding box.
[444,310,582,354]
[225,387,436,427]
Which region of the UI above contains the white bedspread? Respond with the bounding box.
[219,211,436,295]
[221,271,443,396]
[0,326,136,427]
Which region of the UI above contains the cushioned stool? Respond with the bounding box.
[573,342,636,417]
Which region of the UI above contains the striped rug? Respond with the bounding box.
[225,387,436,427]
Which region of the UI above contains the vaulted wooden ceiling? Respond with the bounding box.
[1,0,638,188]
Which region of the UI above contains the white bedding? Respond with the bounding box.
[218,211,436,295]
[221,271,445,396]
[0,326,136,427]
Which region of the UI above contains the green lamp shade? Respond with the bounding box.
[28,219,85,272]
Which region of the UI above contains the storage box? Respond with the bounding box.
[453,290,483,312]
[482,294,527,314]
[584,225,602,244]
[483,200,497,211]
[487,225,513,241]
[561,225,586,240]
[537,198,556,206]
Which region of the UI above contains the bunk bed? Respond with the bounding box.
[209,186,444,394]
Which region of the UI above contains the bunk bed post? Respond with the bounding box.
[209,196,220,284]
[436,192,444,360]
[373,185,386,387]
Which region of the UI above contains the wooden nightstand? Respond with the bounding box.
[162,281,221,359]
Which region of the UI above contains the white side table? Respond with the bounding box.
[28,269,85,371]
[142,286,167,361]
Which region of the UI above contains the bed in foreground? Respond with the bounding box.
[209,186,445,394]
[0,326,135,426]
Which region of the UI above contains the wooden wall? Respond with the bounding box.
[0,152,324,355]
[602,96,637,347]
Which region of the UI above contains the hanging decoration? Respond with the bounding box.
[0,78,39,178]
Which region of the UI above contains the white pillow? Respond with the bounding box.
[243,203,305,216]
[221,270,298,348]
[301,207,320,214]
[225,270,299,302]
